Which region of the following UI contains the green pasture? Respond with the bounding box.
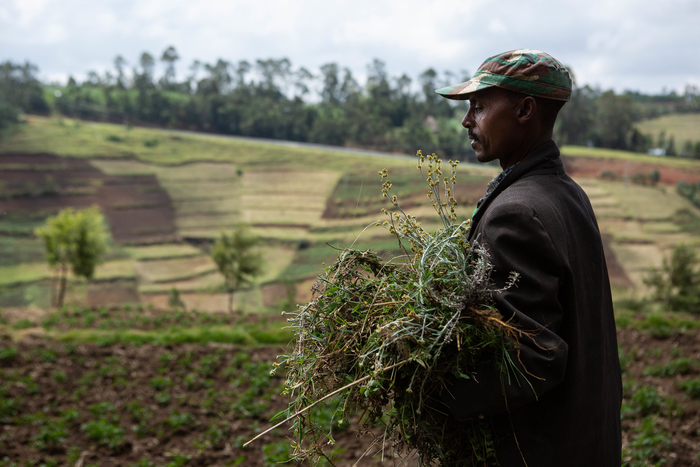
[0,212,46,237]
[134,256,217,284]
[635,113,700,150]
[137,273,224,295]
[577,178,700,295]
[561,144,700,169]
[123,243,202,260]
[2,116,700,466]
[0,236,45,266]
[0,116,419,171]
[0,260,135,288]
[2,115,700,311]
[55,322,293,346]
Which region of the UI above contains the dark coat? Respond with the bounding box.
[441,140,622,466]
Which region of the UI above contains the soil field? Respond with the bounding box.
[562,155,700,185]
[0,153,177,244]
[601,233,635,289]
[0,320,699,466]
[0,338,404,467]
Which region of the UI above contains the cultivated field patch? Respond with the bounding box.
[138,273,224,295]
[135,257,218,284]
[123,244,203,261]
[575,178,700,293]
[635,113,700,152]
[1,313,699,466]
[0,153,177,245]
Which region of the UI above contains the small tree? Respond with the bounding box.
[35,207,110,308]
[168,287,186,310]
[645,243,700,314]
[212,226,263,313]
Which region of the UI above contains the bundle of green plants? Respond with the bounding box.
[251,152,524,466]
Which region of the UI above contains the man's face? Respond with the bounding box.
[461,87,524,166]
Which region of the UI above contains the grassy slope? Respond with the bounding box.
[0,117,492,309]
[561,144,700,169]
[576,177,700,296]
[3,117,700,466]
[0,116,419,170]
[3,116,700,310]
[635,113,700,149]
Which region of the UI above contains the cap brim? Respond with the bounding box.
[435,80,494,101]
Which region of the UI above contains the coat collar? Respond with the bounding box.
[468,140,564,240]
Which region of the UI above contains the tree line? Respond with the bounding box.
[2,47,700,158]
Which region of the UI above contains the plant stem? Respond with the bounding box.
[244,360,408,447]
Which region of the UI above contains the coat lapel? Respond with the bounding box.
[468,140,564,241]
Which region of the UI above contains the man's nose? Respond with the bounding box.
[461,111,472,129]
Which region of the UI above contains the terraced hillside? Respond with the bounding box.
[0,117,495,311]
[1,116,700,312]
[2,116,700,466]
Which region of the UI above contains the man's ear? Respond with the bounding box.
[516,96,537,122]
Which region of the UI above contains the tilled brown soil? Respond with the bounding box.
[562,155,700,185]
[0,339,405,467]
[0,324,698,466]
[617,327,700,466]
[0,153,177,244]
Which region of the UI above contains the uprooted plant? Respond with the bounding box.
[250,151,525,466]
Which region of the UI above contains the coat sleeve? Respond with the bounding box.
[440,202,569,421]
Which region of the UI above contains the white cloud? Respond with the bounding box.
[0,0,698,93]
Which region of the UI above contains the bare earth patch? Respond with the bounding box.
[0,153,177,244]
[0,322,698,465]
[563,156,700,185]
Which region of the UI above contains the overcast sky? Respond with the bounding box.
[1,0,698,95]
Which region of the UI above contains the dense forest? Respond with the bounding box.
[2,46,700,158]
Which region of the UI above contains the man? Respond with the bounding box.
[434,50,622,465]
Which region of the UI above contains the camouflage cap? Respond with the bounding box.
[435,49,572,102]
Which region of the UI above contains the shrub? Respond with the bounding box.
[130,460,154,467]
[622,416,670,467]
[644,243,700,314]
[164,456,191,467]
[165,411,196,431]
[35,207,110,307]
[643,358,697,377]
[148,376,173,391]
[622,386,665,418]
[638,312,700,338]
[52,370,67,383]
[154,391,171,405]
[202,421,231,447]
[197,355,220,378]
[89,402,116,418]
[11,319,33,330]
[105,135,124,143]
[37,348,58,363]
[211,226,263,313]
[60,408,80,425]
[679,379,700,399]
[0,397,19,421]
[600,169,617,180]
[81,419,124,449]
[618,345,634,374]
[0,347,17,364]
[32,422,67,450]
[262,442,291,467]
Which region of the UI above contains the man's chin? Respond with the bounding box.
[475,152,496,164]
